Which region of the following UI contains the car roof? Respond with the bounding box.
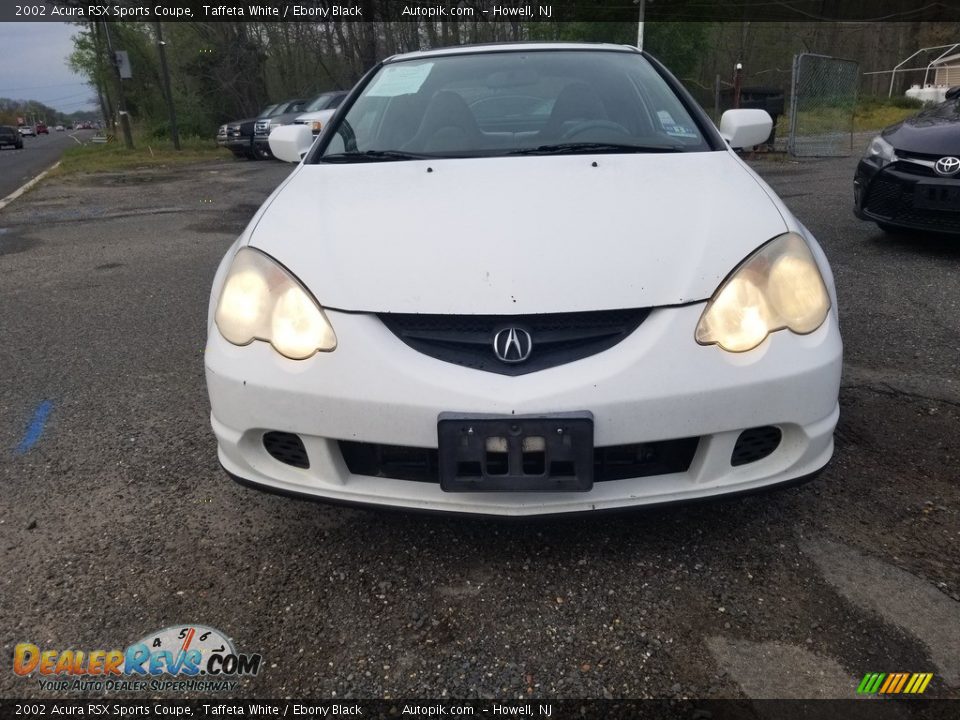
[385,42,640,64]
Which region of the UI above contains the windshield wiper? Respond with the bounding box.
[320,150,437,163]
[508,142,683,156]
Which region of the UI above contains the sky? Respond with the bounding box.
[0,22,98,113]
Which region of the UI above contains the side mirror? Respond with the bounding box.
[269,124,314,163]
[719,109,773,150]
[945,86,960,100]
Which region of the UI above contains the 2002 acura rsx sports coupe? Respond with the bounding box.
[205,43,842,516]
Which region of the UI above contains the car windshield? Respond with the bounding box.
[318,49,711,161]
[304,93,344,112]
[257,104,279,118]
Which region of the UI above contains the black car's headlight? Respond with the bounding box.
[864,135,896,166]
[696,233,831,353]
[215,247,337,360]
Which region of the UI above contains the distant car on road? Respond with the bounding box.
[855,86,960,235]
[55,125,65,132]
[18,125,35,137]
[292,91,349,137]
[0,125,24,149]
[35,122,49,135]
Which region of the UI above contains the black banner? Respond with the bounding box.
[1,699,959,720]
[4,0,960,24]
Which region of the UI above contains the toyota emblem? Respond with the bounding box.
[493,327,533,363]
[934,156,960,177]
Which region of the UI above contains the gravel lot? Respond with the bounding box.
[0,153,957,701]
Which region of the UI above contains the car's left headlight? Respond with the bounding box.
[215,247,337,360]
[695,232,830,353]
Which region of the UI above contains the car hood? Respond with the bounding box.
[247,152,788,314]
[883,100,960,154]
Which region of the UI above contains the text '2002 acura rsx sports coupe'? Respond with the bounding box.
[205,43,842,516]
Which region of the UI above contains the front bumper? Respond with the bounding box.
[854,158,960,234]
[216,133,252,153]
[206,303,842,516]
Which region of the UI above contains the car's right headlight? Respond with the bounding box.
[215,247,337,360]
[864,135,896,165]
[695,233,830,353]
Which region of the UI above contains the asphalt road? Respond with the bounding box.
[0,129,91,200]
[0,153,957,703]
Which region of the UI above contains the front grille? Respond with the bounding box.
[380,309,649,376]
[892,160,936,177]
[263,431,310,469]
[254,119,271,136]
[864,171,960,233]
[864,176,906,217]
[894,209,960,233]
[731,426,781,466]
[339,437,699,484]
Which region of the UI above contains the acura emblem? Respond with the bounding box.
[934,156,960,176]
[493,327,533,363]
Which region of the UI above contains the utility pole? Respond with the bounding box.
[153,21,181,150]
[636,0,646,50]
[102,20,134,149]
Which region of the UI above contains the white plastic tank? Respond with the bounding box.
[905,84,923,102]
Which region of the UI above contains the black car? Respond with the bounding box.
[216,104,282,160]
[0,124,24,150]
[252,98,309,159]
[854,87,960,235]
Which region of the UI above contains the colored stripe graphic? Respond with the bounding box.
[858,672,932,695]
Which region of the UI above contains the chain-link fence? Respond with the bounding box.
[788,54,860,157]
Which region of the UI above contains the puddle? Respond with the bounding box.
[0,231,39,255]
[84,173,179,187]
[186,202,261,235]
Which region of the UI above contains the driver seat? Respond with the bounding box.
[537,82,609,143]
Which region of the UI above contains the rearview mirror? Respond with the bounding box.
[269,124,314,163]
[719,109,773,150]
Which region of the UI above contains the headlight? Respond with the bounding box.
[695,233,830,353]
[311,120,323,133]
[865,135,896,165]
[215,247,337,360]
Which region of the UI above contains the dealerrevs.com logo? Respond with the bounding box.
[13,625,262,693]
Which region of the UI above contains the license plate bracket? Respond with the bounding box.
[914,182,960,211]
[438,412,594,493]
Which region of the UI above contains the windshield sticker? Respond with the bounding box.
[366,63,433,97]
[664,125,699,138]
[657,110,675,126]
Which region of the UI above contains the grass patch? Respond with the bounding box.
[772,97,923,140]
[52,133,228,177]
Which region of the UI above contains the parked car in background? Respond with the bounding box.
[0,125,24,149]
[217,104,279,160]
[854,86,960,235]
[253,98,308,158]
[18,125,35,137]
[293,91,349,137]
[35,122,48,135]
[208,43,842,516]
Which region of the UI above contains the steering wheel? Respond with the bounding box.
[561,120,632,140]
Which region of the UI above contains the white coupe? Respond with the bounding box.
[206,43,842,516]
